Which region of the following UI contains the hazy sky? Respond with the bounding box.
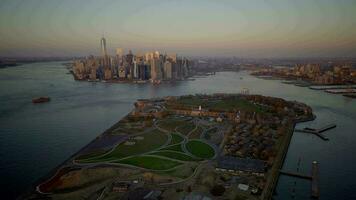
[0,0,356,57]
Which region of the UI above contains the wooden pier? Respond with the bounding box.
[311,161,319,198]
[318,124,336,133]
[295,124,336,141]
[279,170,312,180]
[279,161,320,199]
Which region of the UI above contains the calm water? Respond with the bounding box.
[0,62,355,199]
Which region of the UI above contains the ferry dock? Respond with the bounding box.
[295,124,336,141]
[279,161,319,198]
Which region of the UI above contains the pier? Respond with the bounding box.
[279,171,312,180]
[295,124,336,141]
[279,161,319,198]
[309,85,356,90]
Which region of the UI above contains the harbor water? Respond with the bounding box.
[0,62,356,199]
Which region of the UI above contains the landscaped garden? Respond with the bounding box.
[186,140,215,159]
[76,114,216,172]
[149,151,199,161]
[114,155,182,170]
[77,128,167,163]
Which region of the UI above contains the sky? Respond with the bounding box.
[0,0,356,58]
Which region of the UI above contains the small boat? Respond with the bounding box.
[32,97,50,104]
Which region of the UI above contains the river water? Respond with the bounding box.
[0,62,355,199]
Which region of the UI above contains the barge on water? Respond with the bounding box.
[32,97,50,104]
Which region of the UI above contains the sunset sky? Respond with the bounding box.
[0,0,355,57]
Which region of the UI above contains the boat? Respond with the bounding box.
[32,97,50,104]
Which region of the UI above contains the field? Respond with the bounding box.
[169,133,184,145]
[188,126,204,139]
[157,118,188,131]
[186,140,215,159]
[78,128,167,163]
[76,114,216,172]
[114,155,182,170]
[175,95,265,113]
[176,121,196,135]
[160,143,185,153]
[149,151,199,161]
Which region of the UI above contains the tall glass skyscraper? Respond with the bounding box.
[100,37,107,57]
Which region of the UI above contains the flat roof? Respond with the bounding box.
[217,156,266,173]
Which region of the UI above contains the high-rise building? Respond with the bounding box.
[116,48,124,58]
[133,59,138,79]
[100,37,110,68]
[154,51,160,59]
[150,58,157,81]
[100,37,108,57]
[164,61,172,80]
[167,53,177,63]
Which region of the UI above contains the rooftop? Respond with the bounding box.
[217,156,266,173]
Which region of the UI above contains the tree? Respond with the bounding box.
[210,184,225,196]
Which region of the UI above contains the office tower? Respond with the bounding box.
[125,50,134,79]
[133,59,138,79]
[118,66,126,79]
[182,57,189,77]
[104,67,113,80]
[100,37,108,57]
[157,55,164,80]
[167,53,177,63]
[150,58,157,80]
[126,50,134,64]
[116,48,124,58]
[164,61,172,80]
[100,37,110,69]
[154,51,160,59]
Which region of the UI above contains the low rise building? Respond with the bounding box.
[216,156,266,176]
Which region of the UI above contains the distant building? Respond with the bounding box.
[116,48,124,58]
[163,61,172,80]
[71,37,190,83]
[100,37,108,57]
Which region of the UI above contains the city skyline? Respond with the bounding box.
[1,0,356,58]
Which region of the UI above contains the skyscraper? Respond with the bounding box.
[100,37,107,57]
[164,61,172,80]
[116,48,123,58]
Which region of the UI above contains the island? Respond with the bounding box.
[22,93,314,200]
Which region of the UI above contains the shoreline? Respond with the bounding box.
[261,115,316,200]
[17,113,133,199]
[253,75,356,99]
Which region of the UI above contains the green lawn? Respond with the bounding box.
[175,96,265,113]
[176,122,196,135]
[186,140,215,159]
[149,151,199,161]
[169,133,184,145]
[75,149,109,160]
[114,155,182,170]
[157,118,187,132]
[210,98,265,113]
[160,143,185,153]
[175,96,205,106]
[79,129,167,163]
[188,126,204,139]
[162,163,198,179]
